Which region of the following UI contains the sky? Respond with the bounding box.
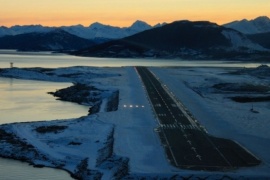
[0,0,269,27]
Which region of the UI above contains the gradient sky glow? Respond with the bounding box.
[0,0,269,27]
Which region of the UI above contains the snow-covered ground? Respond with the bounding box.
[151,66,270,177]
[0,66,172,179]
[0,65,270,179]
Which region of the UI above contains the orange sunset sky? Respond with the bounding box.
[0,0,269,27]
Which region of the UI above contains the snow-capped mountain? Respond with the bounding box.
[221,29,265,51]
[0,20,155,40]
[128,20,152,31]
[75,20,268,59]
[61,20,152,39]
[223,16,270,34]
[0,25,54,37]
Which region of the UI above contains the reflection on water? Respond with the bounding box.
[0,77,89,124]
[0,77,88,179]
[0,51,269,68]
[0,52,269,179]
[0,158,73,180]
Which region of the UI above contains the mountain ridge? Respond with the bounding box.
[0,29,96,51]
[1,16,270,39]
[0,20,158,40]
[74,20,269,60]
[223,16,270,34]
[1,17,270,60]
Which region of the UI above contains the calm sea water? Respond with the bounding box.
[0,158,73,180]
[1,50,268,68]
[0,78,89,124]
[0,77,78,180]
[0,51,269,179]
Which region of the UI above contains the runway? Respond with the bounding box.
[136,66,261,171]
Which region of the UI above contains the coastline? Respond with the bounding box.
[0,65,270,179]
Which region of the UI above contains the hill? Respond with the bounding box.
[224,16,270,34]
[74,20,268,60]
[0,20,154,40]
[247,32,270,49]
[0,29,95,51]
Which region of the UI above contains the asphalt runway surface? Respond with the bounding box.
[136,66,261,171]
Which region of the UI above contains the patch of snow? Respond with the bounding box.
[0,66,173,179]
[60,20,152,39]
[221,30,267,51]
[224,16,270,34]
[0,25,54,37]
[0,20,153,39]
[99,99,108,113]
[128,20,152,31]
[151,66,270,177]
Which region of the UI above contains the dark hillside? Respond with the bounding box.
[73,20,270,60]
[123,21,231,51]
[248,32,270,49]
[0,29,96,51]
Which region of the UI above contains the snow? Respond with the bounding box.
[4,115,114,178]
[0,65,270,179]
[129,20,152,31]
[150,66,270,177]
[224,16,270,34]
[0,66,173,179]
[97,67,172,173]
[0,25,54,37]
[221,30,266,51]
[62,20,152,39]
[0,20,153,39]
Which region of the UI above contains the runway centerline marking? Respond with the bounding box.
[135,66,261,171]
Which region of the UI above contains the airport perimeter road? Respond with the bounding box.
[136,66,260,171]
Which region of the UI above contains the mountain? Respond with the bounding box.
[74,20,267,60]
[0,20,155,40]
[60,20,152,40]
[0,29,96,51]
[223,16,270,34]
[0,25,54,37]
[128,20,152,31]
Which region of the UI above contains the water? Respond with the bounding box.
[0,158,73,180]
[0,50,268,68]
[0,78,88,179]
[0,51,269,179]
[0,78,89,124]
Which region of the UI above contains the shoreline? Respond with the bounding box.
[1,67,268,177]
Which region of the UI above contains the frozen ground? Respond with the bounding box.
[151,65,270,177]
[0,65,270,179]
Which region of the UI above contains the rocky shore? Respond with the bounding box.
[0,66,127,179]
[48,83,119,114]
